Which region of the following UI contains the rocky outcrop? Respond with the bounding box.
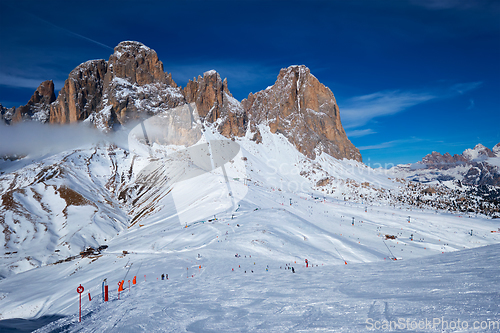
[242,65,361,161]
[184,70,246,137]
[104,41,176,87]
[2,43,361,163]
[50,60,107,124]
[90,41,185,130]
[1,81,56,124]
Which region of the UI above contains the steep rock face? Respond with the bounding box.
[90,41,184,130]
[184,70,246,137]
[8,81,56,124]
[242,65,361,161]
[50,60,107,124]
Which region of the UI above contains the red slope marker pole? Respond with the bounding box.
[76,284,84,322]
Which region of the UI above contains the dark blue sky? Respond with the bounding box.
[1,0,499,166]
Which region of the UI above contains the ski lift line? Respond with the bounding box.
[123,260,133,281]
[334,247,346,263]
[198,115,237,213]
[139,121,153,157]
[382,240,396,260]
[135,260,143,276]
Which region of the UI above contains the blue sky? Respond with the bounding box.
[1,0,499,166]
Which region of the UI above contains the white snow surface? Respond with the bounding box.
[0,123,499,332]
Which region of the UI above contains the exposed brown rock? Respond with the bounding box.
[4,44,361,163]
[50,60,107,124]
[421,187,437,195]
[10,80,56,123]
[242,65,361,161]
[103,41,173,87]
[93,41,184,129]
[184,70,246,137]
[421,151,467,170]
[420,144,497,170]
[316,177,330,187]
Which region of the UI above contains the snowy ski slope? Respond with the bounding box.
[0,122,499,332]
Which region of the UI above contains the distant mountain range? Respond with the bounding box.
[394,143,500,187]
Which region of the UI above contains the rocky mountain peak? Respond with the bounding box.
[50,60,108,124]
[30,80,56,105]
[184,70,229,121]
[184,70,246,137]
[5,80,56,124]
[462,143,495,161]
[86,42,183,130]
[242,65,361,161]
[105,41,175,87]
[421,151,466,168]
[3,43,361,163]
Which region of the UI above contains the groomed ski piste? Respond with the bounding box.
[0,122,499,332]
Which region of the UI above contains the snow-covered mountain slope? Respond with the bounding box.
[27,244,500,332]
[0,106,499,328]
[0,145,131,278]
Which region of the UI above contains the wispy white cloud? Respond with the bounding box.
[467,99,475,110]
[341,90,435,129]
[450,82,482,95]
[0,122,128,157]
[357,141,399,151]
[345,128,376,138]
[340,81,483,129]
[358,138,425,151]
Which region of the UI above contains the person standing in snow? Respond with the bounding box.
[161,274,164,280]
[292,267,295,273]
